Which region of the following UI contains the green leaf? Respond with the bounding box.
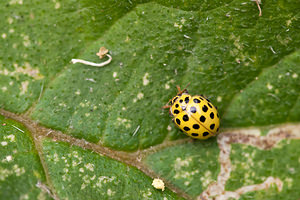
[227,140,300,200]
[145,139,220,198]
[0,0,300,199]
[41,139,182,199]
[0,115,51,200]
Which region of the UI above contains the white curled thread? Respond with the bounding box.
[71,54,112,67]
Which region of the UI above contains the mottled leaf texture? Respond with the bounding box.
[0,115,50,200]
[41,139,182,199]
[0,0,300,199]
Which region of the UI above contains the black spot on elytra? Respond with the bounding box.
[172,97,178,104]
[191,133,199,137]
[174,109,179,114]
[200,116,206,122]
[183,126,190,131]
[210,124,215,130]
[190,106,197,113]
[210,112,214,119]
[179,99,183,103]
[193,124,200,129]
[208,102,212,108]
[183,115,189,121]
[203,132,209,136]
[202,105,208,112]
[176,118,181,125]
[175,104,179,108]
[217,113,220,118]
[185,97,189,103]
[193,98,200,103]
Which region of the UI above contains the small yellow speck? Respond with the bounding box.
[55,2,60,9]
[7,17,13,24]
[292,73,298,78]
[266,83,273,90]
[152,178,165,191]
[75,90,81,95]
[137,92,144,99]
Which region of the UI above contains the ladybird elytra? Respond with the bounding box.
[167,86,220,139]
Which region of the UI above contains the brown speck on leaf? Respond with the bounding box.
[96,47,109,59]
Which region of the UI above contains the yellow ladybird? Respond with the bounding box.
[166,86,220,139]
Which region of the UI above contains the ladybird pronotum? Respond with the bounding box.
[166,86,220,139]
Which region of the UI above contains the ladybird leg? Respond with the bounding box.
[162,105,171,109]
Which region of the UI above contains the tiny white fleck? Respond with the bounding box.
[55,2,60,9]
[143,73,150,86]
[79,168,84,173]
[84,163,94,171]
[167,125,172,131]
[137,92,144,99]
[107,189,115,196]
[1,87,7,92]
[6,155,13,162]
[85,113,90,117]
[267,83,273,90]
[113,72,117,78]
[20,81,29,95]
[165,84,170,89]
[1,33,7,39]
[75,90,81,95]
[9,29,14,33]
[1,141,8,146]
[217,96,222,102]
[8,17,13,24]
[7,134,15,142]
[292,73,298,78]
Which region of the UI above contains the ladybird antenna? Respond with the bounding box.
[177,82,190,95]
